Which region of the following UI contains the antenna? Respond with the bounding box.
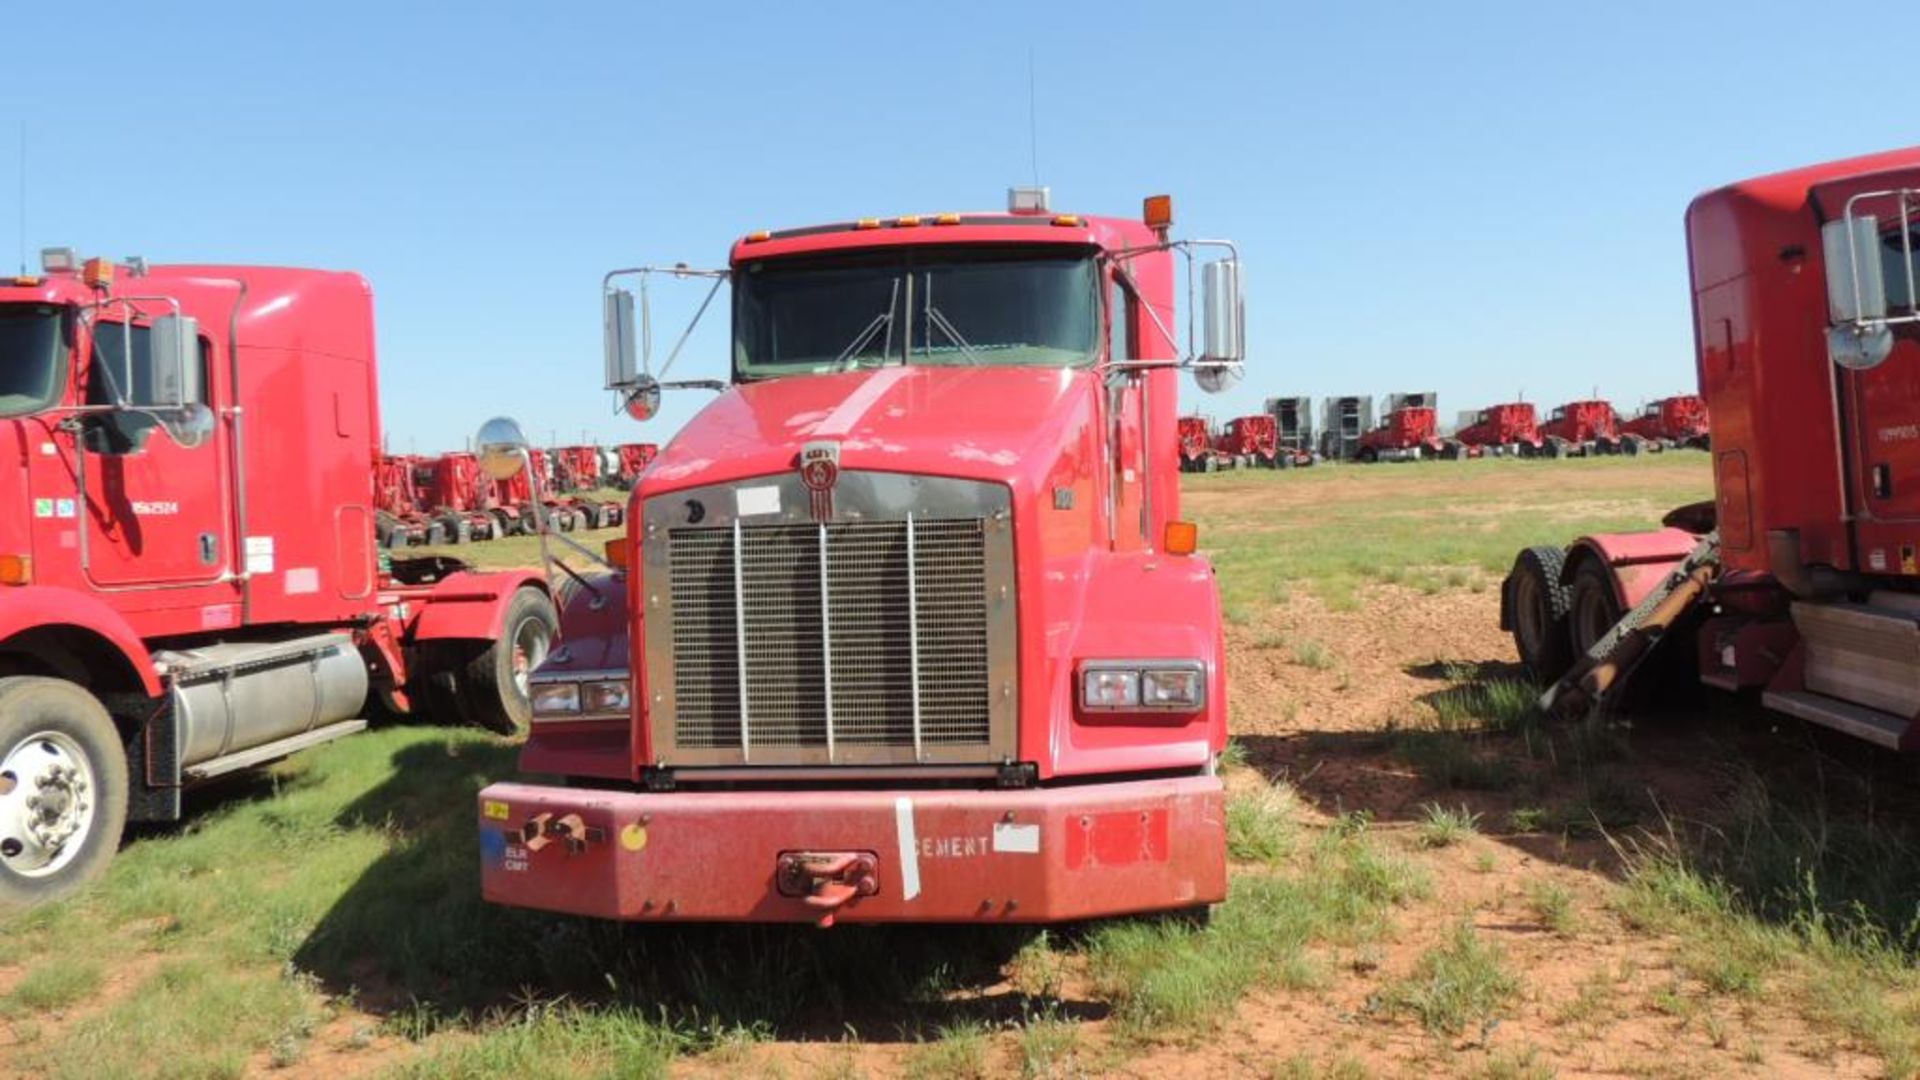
[1027,48,1040,188]
[16,122,24,275]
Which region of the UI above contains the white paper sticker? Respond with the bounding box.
[735,485,782,517]
[992,822,1041,855]
[1872,549,1889,572]
[245,536,275,574]
[284,567,319,595]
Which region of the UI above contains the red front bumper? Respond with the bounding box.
[477,775,1226,924]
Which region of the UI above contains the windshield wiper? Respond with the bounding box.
[919,276,985,366]
[832,278,900,371]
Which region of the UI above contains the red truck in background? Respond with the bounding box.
[1503,147,1920,752]
[1177,415,1225,472]
[475,190,1240,925]
[1538,399,1624,457]
[0,253,555,906]
[1453,402,1544,457]
[1356,402,1446,462]
[1216,414,1280,468]
[1620,394,1710,450]
[610,442,658,488]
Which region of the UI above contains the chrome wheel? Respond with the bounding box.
[510,615,553,700]
[0,730,98,879]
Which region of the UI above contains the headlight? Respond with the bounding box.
[582,679,630,714]
[1079,661,1205,712]
[530,681,581,716]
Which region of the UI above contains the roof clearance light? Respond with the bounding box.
[11,275,40,287]
[895,215,922,227]
[1007,185,1051,214]
[82,257,114,290]
[745,230,771,243]
[935,212,962,225]
[1051,214,1081,227]
[1143,194,1174,230]
[855,218,882,230]
[40,247,76,273]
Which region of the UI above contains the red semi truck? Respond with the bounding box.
[0,253,555,906]
[1538,399,1624,457]
[475,191,1240,925]
[1503,147,1920,749]
[1620,394,1710,451]
[1216,414,1280,468]
[1453,402,1544,457]
[1355,402,1446,462]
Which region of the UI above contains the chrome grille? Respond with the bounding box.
[665,516,993,758]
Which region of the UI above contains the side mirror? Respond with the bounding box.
[1199,259,1244,364]
[1823,217,1888,323]
[604,288,638,390]
[145,313,200,408]
[475,416,531,481]
[624,374,663,422]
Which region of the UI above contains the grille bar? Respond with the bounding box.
[818,522,836,761]
[906,513,924,760]
[732,520,752,761]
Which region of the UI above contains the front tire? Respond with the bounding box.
[0,678,128,911]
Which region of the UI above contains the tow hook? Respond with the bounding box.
[521,812,602,855]
[776,851,879,928]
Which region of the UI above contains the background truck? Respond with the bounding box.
[1319,395,1373,461]
[1355,393,1448,462]
[1501,147,1920,751]
[1620,394,1710,450]
[1216,414,1280,468]
[0,253,555,906]
[1177,414,1227,472]
[1452,402,1544,457]
[1538,399,1623,456]
[1265,395,1317,466]
[475,189,1240,925]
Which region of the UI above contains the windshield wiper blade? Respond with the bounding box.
[923,304,985,366]
[832,278,901,370]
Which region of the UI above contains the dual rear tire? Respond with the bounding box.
[1506,548,1624,687]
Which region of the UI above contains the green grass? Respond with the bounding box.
[1414,802,1481,849]
[8,957,104,1011]
[1187,455,1711,610]
[1379,921,1520,1037]
[1290,640,1337,670]
[904,1021,993,1080]
[1227,785,1298,863]
[1524,879,1578,935]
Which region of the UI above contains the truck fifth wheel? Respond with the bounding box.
[1502,147,1920,748]
[475,191,1241,925]
[0,253,554,907]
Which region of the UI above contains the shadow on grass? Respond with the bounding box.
[294,739,1085,1044]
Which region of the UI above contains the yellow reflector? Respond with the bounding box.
[11,275,40,287]
[745,230,771,243]
[82,257,113,290]
[855,218,882,230]
[1051,214,1081,227]
[604,536,630,570]
[895,215,922,227]
[483,799,511,821]
[1163,521,1198,556]
[934,212,961,225]
[1143,194,1173,229]
[620,822,649,851]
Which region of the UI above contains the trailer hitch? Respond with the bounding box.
[775,851,879,928]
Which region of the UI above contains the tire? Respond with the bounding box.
[1356,446,1379,464]
[1568,558,1624,660]
[1621,435,1642,457]
[1547,437,1569,460]
[416,588,560,737]
[1505,547,1575,686]
[0,677,129,910]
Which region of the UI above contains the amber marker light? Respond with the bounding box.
[934,213,962,225]
[744,230,771,243]
[1163,521,1198,556]
[0,554,31,585]
[82,257,113,290]
[604,537,631,570]
[1051,214,1082,227]
[1143,194,1174,230]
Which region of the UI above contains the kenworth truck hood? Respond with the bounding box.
[639,365,1098,496]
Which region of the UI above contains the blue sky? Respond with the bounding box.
[4,1,1912,450]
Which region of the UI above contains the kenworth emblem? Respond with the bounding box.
[799,440,840,522]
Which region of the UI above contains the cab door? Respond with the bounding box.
[75,319,231,588]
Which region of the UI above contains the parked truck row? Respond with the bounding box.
[1179,391,1710,470]
[372,441,657,548]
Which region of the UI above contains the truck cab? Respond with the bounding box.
[476,192,1242,925]
[0,254,552,907]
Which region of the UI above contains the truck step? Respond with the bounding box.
[184,719,367,781]
[1762,689,1910,750]
[1792,598,1920,718]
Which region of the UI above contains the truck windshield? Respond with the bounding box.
[732,247,1099,378]
[0,304,68,418]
